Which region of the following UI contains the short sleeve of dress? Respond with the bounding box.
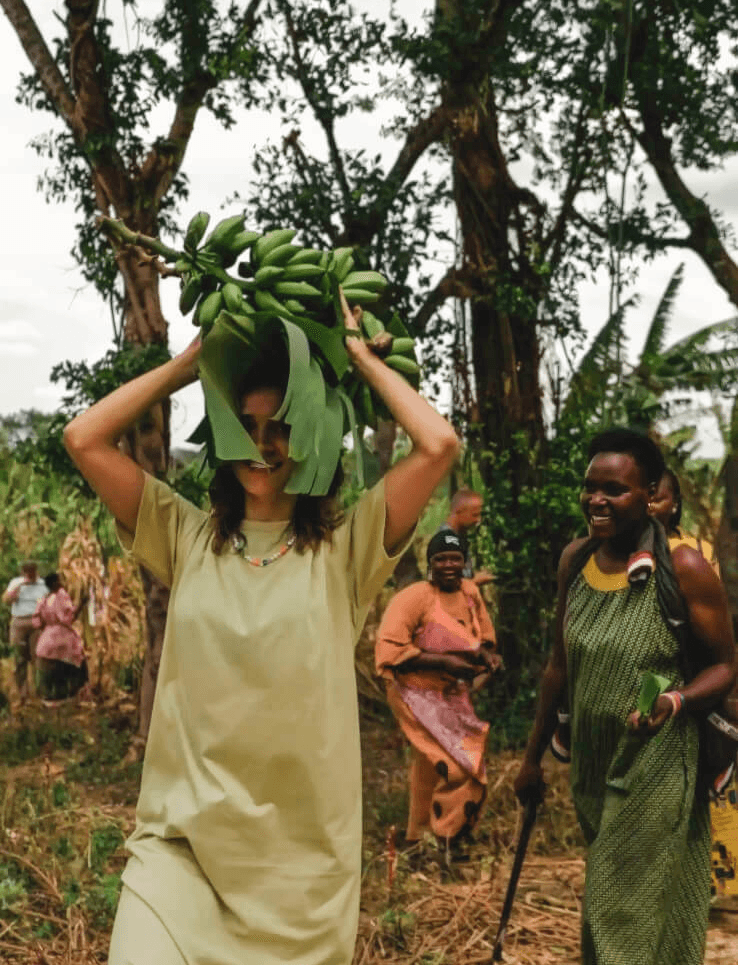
[375,582,427,676]
[343,477,416,613]
[116,474,206,588]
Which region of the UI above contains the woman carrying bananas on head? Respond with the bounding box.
[64,289,459,965]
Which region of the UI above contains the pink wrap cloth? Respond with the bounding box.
[376,579,496,840]
[32,589,85,667]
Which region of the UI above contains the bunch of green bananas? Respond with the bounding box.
[143,210,421,493]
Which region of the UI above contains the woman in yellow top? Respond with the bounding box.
[376,530,499,850]
[649,468,720,575]
[63,291,460,965]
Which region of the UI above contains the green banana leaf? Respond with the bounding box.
[188,416,210,445]
[289,314,349,381]
[284,356,327,464]
[273,320,321,464]
[273,317,311,426]
[217,309,257,343]
[197,312,346,495]
[337,386,365,489]
[636,672,672,717]
[197,315,266,462]
[310,387,345,496]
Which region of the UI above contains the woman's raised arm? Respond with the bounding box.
[64,339,201,533]
[341,293,460,555]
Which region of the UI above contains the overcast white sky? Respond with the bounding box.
[1,2,736,456]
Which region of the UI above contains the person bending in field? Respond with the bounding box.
[376,529,500,860]
[514,428,735,965]
[63,290,460,965]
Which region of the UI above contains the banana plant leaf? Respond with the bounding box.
[196,313,347,495]
[289,314,349,381]
[186,415,217,472]
[283,356,327,466]
[310,387,345,496]
[274,321,323,464]
[337,386,365,488]
[197,315,273,462]
[273,317,311,425]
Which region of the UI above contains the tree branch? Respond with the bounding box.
[543,101,592,272]
[282,129,339,243]
[141,0,265,209]
[380,104,448,217]
[570,208,694,251]
[338,103,448,247]
[1,0,77,123]
[277,0,353,217]
[634,101,738,307]
[411,266,474,333]
[64,0,131,215]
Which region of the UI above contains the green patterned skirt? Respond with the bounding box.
[566,568,710,965]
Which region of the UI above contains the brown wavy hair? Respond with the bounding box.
[209,463,345,555]
[207,340,345,554]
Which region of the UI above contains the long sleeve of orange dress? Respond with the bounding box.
[376,580,494,842]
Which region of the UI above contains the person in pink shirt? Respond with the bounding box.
[32,573,88,703]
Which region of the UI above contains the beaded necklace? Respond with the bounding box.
[230,530,297,567]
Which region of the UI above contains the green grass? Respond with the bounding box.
[65,720,136,786]
[0,722,82,766]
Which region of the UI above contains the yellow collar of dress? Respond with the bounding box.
[582,554,628,591]
[582,535,694,592]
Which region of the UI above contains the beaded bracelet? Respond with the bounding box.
[664,691,685,718]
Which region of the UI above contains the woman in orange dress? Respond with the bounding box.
[376,530,499,847]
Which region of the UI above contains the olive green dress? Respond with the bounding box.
[565,554,711,965]
[115,474,411,965]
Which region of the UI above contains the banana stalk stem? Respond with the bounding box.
[96,216,181,262]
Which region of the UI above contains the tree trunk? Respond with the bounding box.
[447,84,549,699]
[118,364,171,740]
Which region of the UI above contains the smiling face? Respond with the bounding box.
[232,387,295,505]
[649,473,679,532]
[580,451,653,545]
[429,550,466,593]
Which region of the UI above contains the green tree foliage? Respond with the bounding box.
[13,344,171,493]
[9,0,266,337]
[8,1,738,721]
[236,0,738,710]
[561,265,738,432]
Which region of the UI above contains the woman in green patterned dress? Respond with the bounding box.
[515,428,735,965]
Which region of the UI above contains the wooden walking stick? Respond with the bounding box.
[490,798,538,961]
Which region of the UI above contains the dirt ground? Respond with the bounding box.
[0,684,736,963]
[356,701,738,964]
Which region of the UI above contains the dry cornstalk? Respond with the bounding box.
[58,519,145,695]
